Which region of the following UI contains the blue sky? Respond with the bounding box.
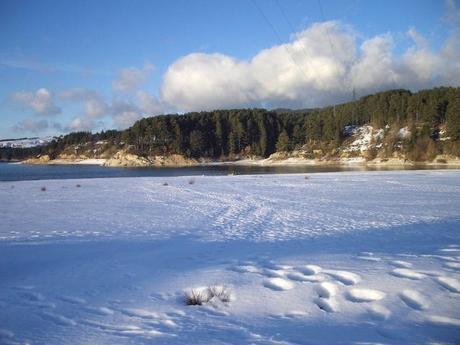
[0,0,458,139]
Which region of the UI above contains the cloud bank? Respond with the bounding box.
[12,88,61,116]
[112,62,154,92]
[161,7,460,111]
[12,118,49,133]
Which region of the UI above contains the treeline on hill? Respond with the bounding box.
[1,87,459,162]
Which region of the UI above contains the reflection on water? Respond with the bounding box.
[0,162,458,181]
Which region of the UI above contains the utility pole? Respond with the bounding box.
[352,88,357,125]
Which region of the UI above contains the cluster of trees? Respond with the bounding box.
[1,87,459,162]
[0,146,43,161]
[113,86,460,158]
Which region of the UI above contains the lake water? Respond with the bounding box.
[1,162,458,181]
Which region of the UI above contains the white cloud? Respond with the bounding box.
[60,88,108,118]
[113,62,154,92]
[159,21,363,111]
[399,30,439,88]
[12,88,61,116]
[350,34,398,90]
[12,118,49,133]
[109,92,166,129]
[161,15,460,112]
[111,100,142,129]
[59,88,166,131]
[136,91,167,115]
[64,117,103,132]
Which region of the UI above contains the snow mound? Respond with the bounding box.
[315,282,337,298]
[435,276,460,293]
[390,268,426,280]
[399,290,428,310]
[297,265,322,275]
[325,270,361,285]
[367,305,391,320]
[425,315,460,327]
[263,278,294,291]
[314,297,337,313]
[444,262,460,270]
[389,260,413,268]
[346,288,386,302]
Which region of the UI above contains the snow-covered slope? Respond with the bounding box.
[1,171,460,344]
[0,136,55,148]
[343,125,385,152]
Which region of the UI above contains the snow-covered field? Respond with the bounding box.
[1,170,460,344]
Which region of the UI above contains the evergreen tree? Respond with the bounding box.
[276,130,290,152]
[446,95,460,140]
[5,87,460,161]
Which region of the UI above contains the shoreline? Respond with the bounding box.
[15,156,460,168]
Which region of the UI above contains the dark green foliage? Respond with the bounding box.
[0,146,44,161]
[3,87,460,162]
[276,130,290,152]
[446,91,460,140]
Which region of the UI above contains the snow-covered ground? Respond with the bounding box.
[1,170,460,344]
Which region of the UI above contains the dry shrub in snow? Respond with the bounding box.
[76,184,81,188]
[208,285,232,303]
[184,289,209,306]
[41,187,46,191]
[163,182,168,186]
[188,178,195,185]
[184,285,231,306]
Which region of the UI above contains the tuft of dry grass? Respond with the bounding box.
[184,289,209,306]
[188,178,195,185]
[76,184,81,188]
[41,187,46,191]
[304,175,309,180]
[184,285,231,306]
[162,182,168,186]
[207,285,231,303]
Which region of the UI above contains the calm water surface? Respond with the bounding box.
[0,162,458,181]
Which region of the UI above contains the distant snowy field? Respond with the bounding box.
[0,136,55,148]
[1,171,460,344]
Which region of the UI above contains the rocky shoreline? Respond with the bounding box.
[21,150,460,168]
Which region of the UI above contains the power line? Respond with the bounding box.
[316,0,338,61]
[252,0,310,82]
[274,0,315,75]
[317,0,355,108]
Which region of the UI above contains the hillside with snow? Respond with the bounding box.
[1,171,460,344]
[0,136,56,149]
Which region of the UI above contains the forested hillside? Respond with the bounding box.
[2,87,460,163]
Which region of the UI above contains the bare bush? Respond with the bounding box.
[41,187,46,192]
[184,285,232,306]
[184,289,210,306]
[162,182,168,186]
[188,178,195,185]
[76,184,81,188]
[207,285,232,303]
